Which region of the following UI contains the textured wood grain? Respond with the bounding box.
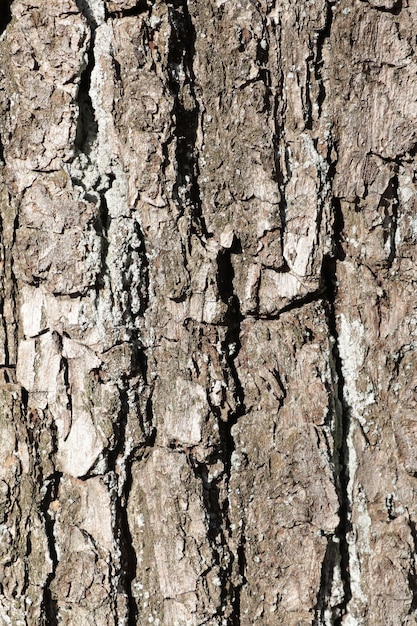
[1,0,417,623]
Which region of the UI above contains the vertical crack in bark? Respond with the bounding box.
[7,210,18,366]
[299,3,355,620]
[94,191,110,297]
[107,384,138,625]
[167,0,209,240]
[317,200,353,625]
[0,214,9,365]
[0,0,12,35]
[75,0,100,29]
[406,517,417,615]
[74,3,98,154]
[216,245,246,624]
[314,1,334,119]
[381,172,399,269]
[69,4,146,621]
[272,16,289,266]
[187,244,246,623]
[40,472,61,626]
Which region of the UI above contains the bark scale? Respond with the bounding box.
[0,0,417,624]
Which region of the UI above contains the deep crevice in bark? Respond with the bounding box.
[254,286,325,320]
[314,0,334,117]
[406,518,417,614]
[274,32,288,259]
[107,384,139,625]
[74,2,98,153]
[8,209,18,365]
[40,472,62,626]
[314,537,343,626]
[319,200,353,625]
[0,0,12,35]
[187,457,235,622]
[380,173,399,268]
[123,221,149,319]
[167,0,209,240]
[94,192,110,295]
[217,245,246,624]
[106,1,149,19]
[363,0,403,14]
[75,0,99,28]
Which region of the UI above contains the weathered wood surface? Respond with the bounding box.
[1,0,417,623]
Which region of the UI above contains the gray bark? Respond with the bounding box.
[0,0,417,624]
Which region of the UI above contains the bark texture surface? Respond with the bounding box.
[0,0,417,624]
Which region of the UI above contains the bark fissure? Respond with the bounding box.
[320,205,353,625]
[40,473,61,626]
[74,4,98,152]
[217,248,246,624]
[381,173,399,269]
[167,0,208,240]
[106,1,149,19]
[406,518,417,615]
[2,0,417,623]
[314,1,334,118]
[0,0,12,35]
[107,386,138,625]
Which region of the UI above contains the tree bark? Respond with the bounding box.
[0,0,417,624]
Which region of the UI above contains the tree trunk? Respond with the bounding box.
[0,0,416,623]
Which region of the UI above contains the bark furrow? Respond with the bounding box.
[1,0,417,624]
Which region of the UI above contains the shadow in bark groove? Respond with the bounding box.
[0,0,12,35]
[316,199,353,625]
[217,243,246,624]
[407,518,417,614]
[74,1,98,152]
[107,385,139,625]
[380,173,399,269]
[40,472,62,626]
[106,1,149,19]
[167,0,209,240]
[314,0,335,118]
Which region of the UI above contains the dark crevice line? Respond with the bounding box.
[93,192,110,297]
[0,134,5,164]
[186,244,246,624]
[314,0,334,118]
[216,244,246,624]
[406,517,417,614]
[380,173,399,269]
[74,3,98,154]
[106,385,139,625]
[8,209,19,365]
[120,221,149,321]
[75,0,99,29]
[367,0,402,14]
[61,354,73,441]
[308,4,353,619]
[106,0,149,19]
[314,537,343,625]
[271,15,288,265]
[0,217,9,367]
[320,201,353,625]
[40,472,62,626]
[304,50,314,130]
[186,457,234,622]
[167,0,209,240]
[0,0,12,35]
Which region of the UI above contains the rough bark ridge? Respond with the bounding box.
[0,0,417,624]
